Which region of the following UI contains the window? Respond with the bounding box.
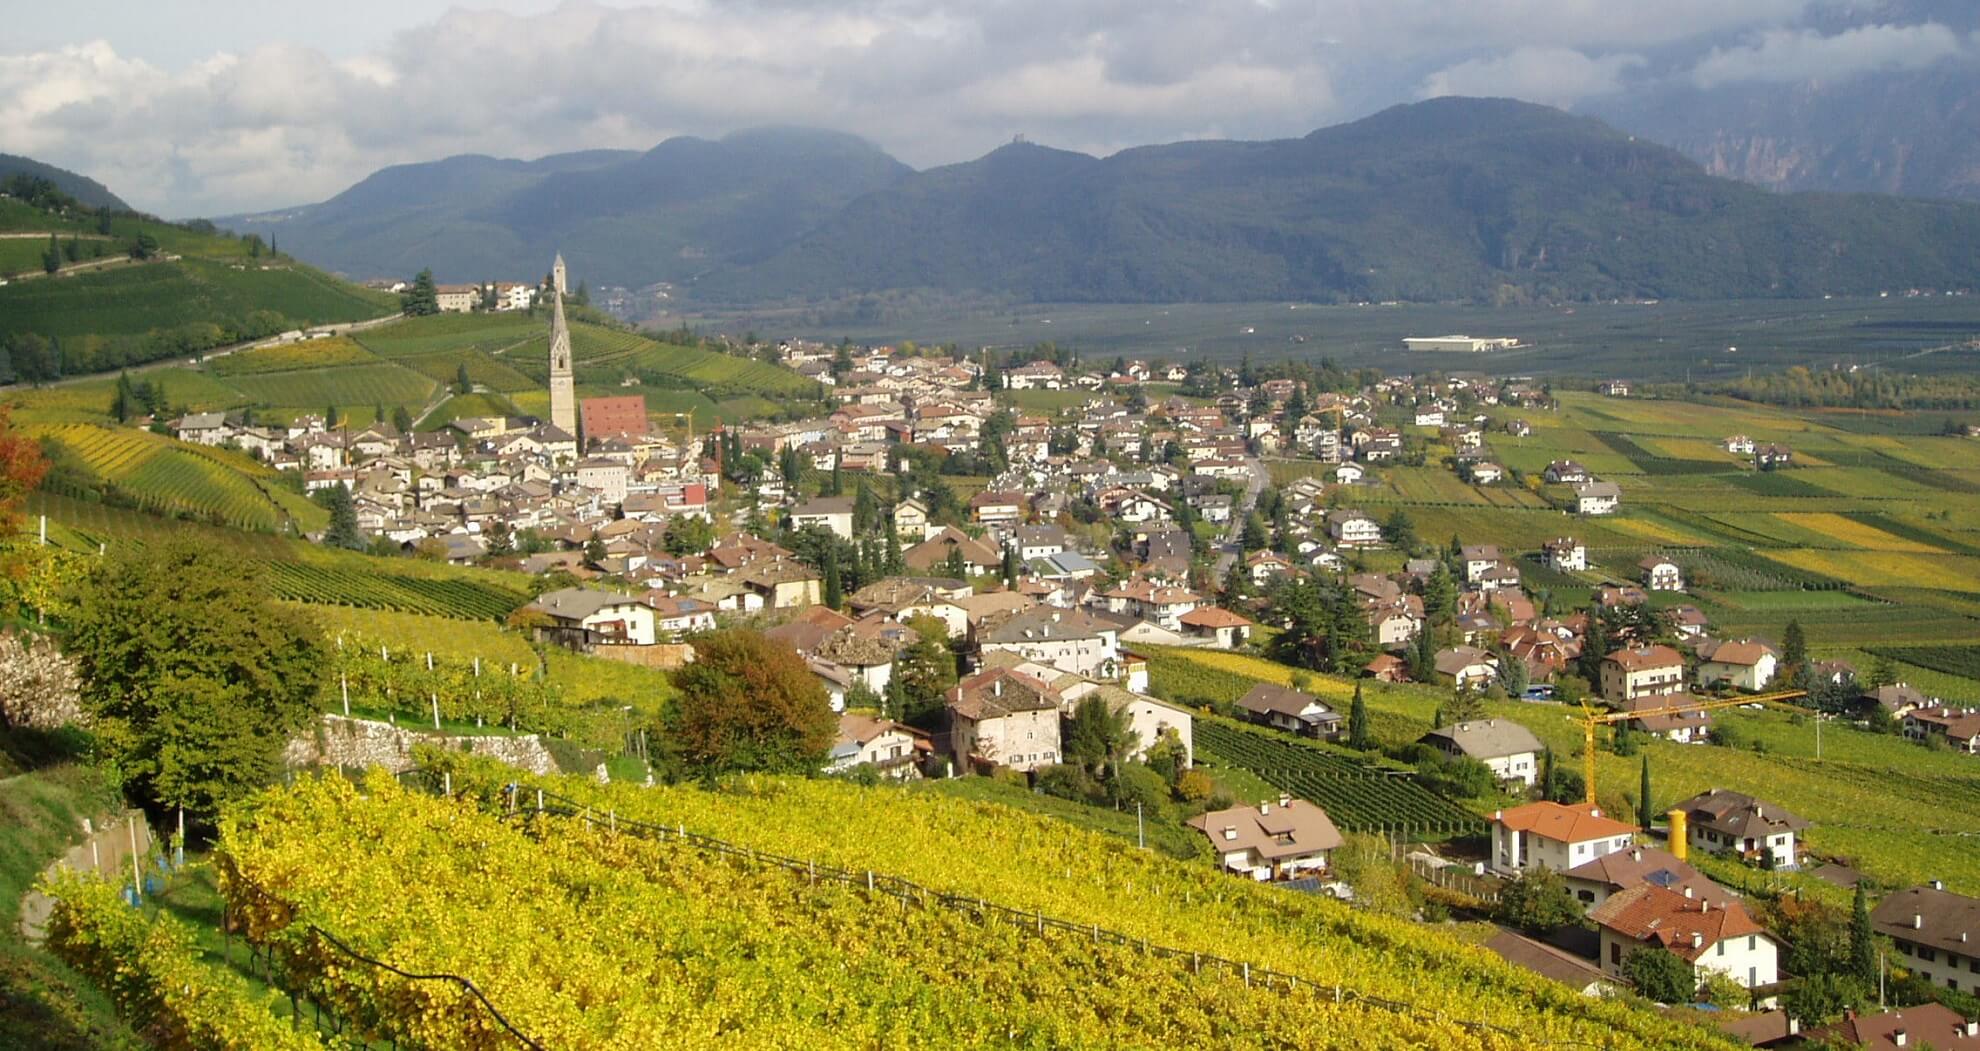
[1747,936,1755,951]
[1610,943,1621,965]
[1920,948,1937,963]
[1717,941,1725,957]
[1577,891,1594,903]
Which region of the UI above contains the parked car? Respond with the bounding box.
[1521,685,1557,701]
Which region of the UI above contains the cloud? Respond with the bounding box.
[0,0,1849,216]
[1690,22,1971,88]
[1418,47,1647,108]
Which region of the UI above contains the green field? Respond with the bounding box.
[0,259,392,348]
[222,361,437,412]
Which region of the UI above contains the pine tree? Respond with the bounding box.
[110,371,136,423]
[1638,753,1654,830]
[326,404,340,430]
[823,545,843,609]
[1347,681,1370,750]
[402,269,440,316]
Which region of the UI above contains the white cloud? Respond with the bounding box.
[1690,22,1971,88]
[0,0,1874,216]
[1418,47,1647,108]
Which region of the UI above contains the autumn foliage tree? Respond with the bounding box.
[664,629,836,776]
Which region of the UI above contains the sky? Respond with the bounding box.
[4,1,1976,217]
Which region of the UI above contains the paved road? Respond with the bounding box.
[1211,453,1267,580]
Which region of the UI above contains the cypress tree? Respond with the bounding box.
[1850,882,1876,987]
[1347,681,1370,750]
[823,545,842,609]
[1638,753,1653,829]
[884,514,904,575]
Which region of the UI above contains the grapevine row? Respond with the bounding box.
[1196,721,1484,838]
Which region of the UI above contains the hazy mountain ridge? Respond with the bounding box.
[0,153,131,211]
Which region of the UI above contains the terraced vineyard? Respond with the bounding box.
[208,337,380,375]
[265,561,528,620]
[30,422,307,530]
[1195,721,1484,839]
[354,312,540,357]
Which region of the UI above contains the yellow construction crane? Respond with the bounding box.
[1578,689,1808,806]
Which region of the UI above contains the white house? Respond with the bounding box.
[789,496,856,538]
[1329,512,1383,547]
[1544,537,1587,573]
[825,712,921,778]
[978,607,1122,681]
[945,667,1062,773]
[1187,798,1344,881]
[1419,719,1544,788]
[1694,638,1778,691]
[1488,801,1638,877]
[1672,789,1808,870]
[1574,481,1621,515]
[522,587,658,647]
[1233,683,1341,739]
[1872,883,1980,993]
[1639,556,1685,592]
[1590,885,1779,992]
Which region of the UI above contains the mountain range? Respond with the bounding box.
[216,98,1980,305]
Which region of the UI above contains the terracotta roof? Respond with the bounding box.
[1604,644,1684,671]
[1563,847,1732,907]
[1697,638,1776,667]
[945,667,1059,720]
[1808,1005,1980,1051]
[1493,801,1638,844]
[1587,884,1769,963]
[1179,606,1252,628]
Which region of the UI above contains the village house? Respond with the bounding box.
[1101,580,1202,632]
[1233,683,1341,739]
[1562,846,1731,913]
[825,712,922,778]
[1600,645,1687,703]
[1329,512,1384,548]
[1544,537,1587,572]
[1622,695,1715,743]
[1003,361,1065,390]
[1419,719,1544,787]
[1489,801,1638,877]
[1872,883,1980,993]
[1589,885,1779,991]
[977,606,1122,681]
[946,666,1063,774]
[1574,481,1621,515]
[1723,435,1756,455]
[521,587,658,648]
[1178,606,1253,649]
[1639,556,1685,592]
[1187,797,1344,881]
[1902,706,1980,754]
[1435,646,1500,690]
[969,490,1027,527]
[1544,460,1590,485]
[1806,1004,1980,1051]
[1672,788,1808,869]
[788,496,856,538]
[1694,638,1778,691]
[892,498,931,541]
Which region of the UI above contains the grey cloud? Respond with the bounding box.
[0,0,1877,217]
[1689,22,1972,87]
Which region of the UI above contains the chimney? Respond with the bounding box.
[1701,900,1710,913]
[1691,933,1703,950]
[993,679,1003,697]
[1893,1029,1907,1048]
[1684,886,1694,899]
[1964,1020,1979,1037]
[1279,794,1291,809]
[1930,879,1945,891]
[1787,1018,1799,1036]
[1914,914,1924,929]
[1631,848,1642,862]
[1259,800,1272,815]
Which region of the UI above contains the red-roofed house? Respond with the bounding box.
[1589,884,1779,991]
[1489,801,1637,877]
[1179,606,1252,649]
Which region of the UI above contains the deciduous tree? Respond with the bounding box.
[664,629,836,776]
[63,540,325,821]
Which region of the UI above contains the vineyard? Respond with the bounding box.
[208,338,380,375]
[31,422,301,530]
[0,258,392,346]
[1195,721,1483,840]
[223,362,437,412]
[197,768,1735,1050]
[354,312,540,357]
[1863,644,1980,682]
[265,561,528,620]
[329,634,579,735]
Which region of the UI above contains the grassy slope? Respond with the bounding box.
[0,761,143,1050]
[1147,647,1980,893]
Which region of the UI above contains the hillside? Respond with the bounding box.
[709,98,1980,304]
[172,764,1736,1049]
[0,153,130,211]
[0,194,396,381]
[221,127,910,286]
